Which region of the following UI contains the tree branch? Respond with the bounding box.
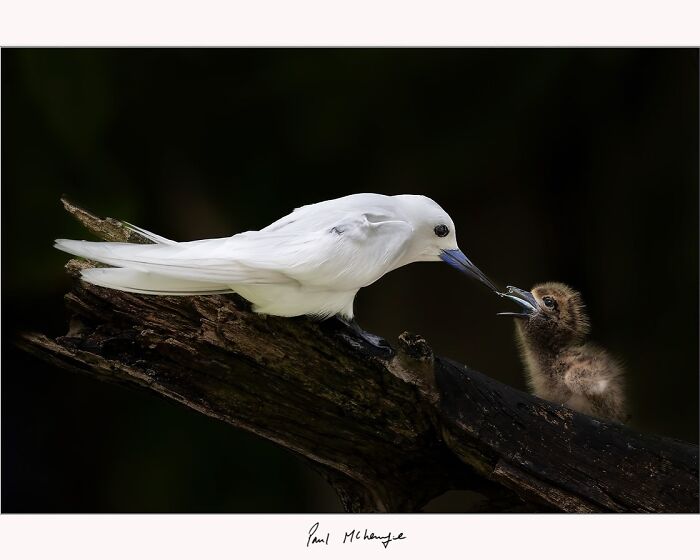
[17,199,699,512]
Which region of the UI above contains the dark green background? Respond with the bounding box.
[2,49,698,512]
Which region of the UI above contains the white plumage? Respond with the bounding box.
[55,193,496,319]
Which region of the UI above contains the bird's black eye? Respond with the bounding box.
[434,224,449,237]
[542,296,556,309]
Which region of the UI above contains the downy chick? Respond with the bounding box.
[499,282,627,423]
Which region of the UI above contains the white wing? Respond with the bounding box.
[272,213,415,289]
[261,193,397,233]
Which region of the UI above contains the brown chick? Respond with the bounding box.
[499,282,627,423]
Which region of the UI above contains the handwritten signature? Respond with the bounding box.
[307,522,406,549]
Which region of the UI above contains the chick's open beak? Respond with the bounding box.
[440,249,499,292]
[497,285,539,318]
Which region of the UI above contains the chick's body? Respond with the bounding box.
[517,327,626,422]
[505,282,627,423]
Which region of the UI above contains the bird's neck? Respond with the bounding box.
[515,322,571,375]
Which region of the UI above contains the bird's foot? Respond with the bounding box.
[330,316,394,358]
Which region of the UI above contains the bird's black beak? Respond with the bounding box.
[440,249,499,292]
[497,285,539,318]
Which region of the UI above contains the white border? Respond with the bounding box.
[0,514,699,559]
[1,1,700,45]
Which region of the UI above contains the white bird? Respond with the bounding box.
[55,193,497,320]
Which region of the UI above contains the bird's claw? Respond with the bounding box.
[330,316,394,358]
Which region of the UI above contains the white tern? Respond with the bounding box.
[55,193,497,320]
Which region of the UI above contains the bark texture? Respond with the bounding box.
[17,199,699,512]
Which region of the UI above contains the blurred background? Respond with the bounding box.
[2,49,698,513]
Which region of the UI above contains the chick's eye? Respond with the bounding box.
[542,296,555,309]
[434,224,449,237]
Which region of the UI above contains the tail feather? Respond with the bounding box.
[54,237,288,285]
[122,222,176,245]
[80,268,234,295]
[55,238,158,261]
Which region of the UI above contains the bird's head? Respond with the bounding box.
[499,282,590,347]
[394,194,498,292]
